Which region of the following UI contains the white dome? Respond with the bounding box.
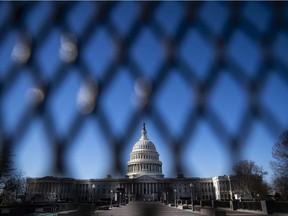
[127,123,164,179]
[132,139,156,151]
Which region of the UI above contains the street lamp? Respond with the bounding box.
[92,184,96,204]
[110,190,113,209]
[166,192,169,204]
[190,183,194,211]
[119,192,122,206]
[174,189,177,208]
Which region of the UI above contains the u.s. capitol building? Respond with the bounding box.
[26,125,235,203]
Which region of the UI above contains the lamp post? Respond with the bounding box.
[92,184,96,204]
[110,190,113,209]
[190,183,194,211]
[119,192,122,206]
[174,189,177,208]
[166,192,169,205]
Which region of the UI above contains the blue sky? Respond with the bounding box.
[1,2,288,183]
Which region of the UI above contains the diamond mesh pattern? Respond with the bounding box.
[0,1,287,178]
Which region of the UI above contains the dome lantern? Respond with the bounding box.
[140,123,148,140]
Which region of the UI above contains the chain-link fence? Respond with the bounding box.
[0,1,287,179]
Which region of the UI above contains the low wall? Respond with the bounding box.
[58,210,79,216]
[177,205,189,209]
[200,207,226,216]
[266,201,288,215]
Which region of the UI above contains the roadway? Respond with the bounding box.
[94,202,266,216]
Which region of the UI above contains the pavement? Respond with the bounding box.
[94,202,266,216]
[95,202,200,216]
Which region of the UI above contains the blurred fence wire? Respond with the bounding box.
[0,1,288,178]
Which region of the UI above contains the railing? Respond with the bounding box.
[266,201,288,214]
[201,200,213,207]
[235,201,262,211]
[215,201,231,209]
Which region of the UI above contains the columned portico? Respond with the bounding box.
[127,176,161,201]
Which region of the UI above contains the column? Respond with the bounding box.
[139,184,141,194]
[147,183,149,194]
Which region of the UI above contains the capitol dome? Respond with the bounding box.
[127,123,164,179]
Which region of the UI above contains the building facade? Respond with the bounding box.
[26,125,234,203]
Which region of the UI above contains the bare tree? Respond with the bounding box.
[271,131,288,199]
[0,148,27,203]
[272,131,288,177]
[0,148,15,193]
[232,160,268,199]
[2,170,26,203]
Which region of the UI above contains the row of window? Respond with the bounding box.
[221,194,231,200]
[219,181,231,192]
[130,153,158,160]
[134,144,154,150]
[128,164,162,172]
[31,182,71,194]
